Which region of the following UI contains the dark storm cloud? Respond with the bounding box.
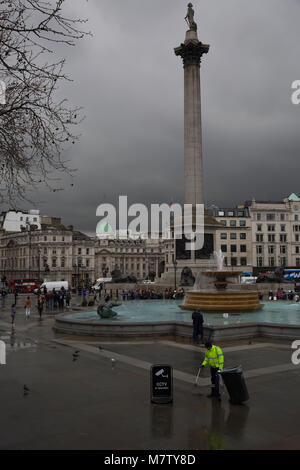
[26,0,300,232]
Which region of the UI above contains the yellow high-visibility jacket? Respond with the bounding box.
[202,345,224,370]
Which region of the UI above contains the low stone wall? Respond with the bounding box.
[54,314,300,342]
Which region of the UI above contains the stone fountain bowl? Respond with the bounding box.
[180,270,262,313]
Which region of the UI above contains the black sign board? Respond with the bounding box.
[151,365,173,404]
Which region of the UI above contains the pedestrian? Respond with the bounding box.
[14,289,18,305]
[25,296,31,319]
[66,291,71,308]
[200,341,224,399]
[37,297,43,320]
[192,309,204,343]
[11,303,16,325]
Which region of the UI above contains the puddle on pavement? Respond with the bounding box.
[0,331,37,352]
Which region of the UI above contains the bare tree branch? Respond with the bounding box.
[0,0,91,205]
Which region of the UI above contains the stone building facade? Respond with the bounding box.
[95,236,165,281]
[0,218,95,287]
[245,194,300,274]
[212,206,253,270]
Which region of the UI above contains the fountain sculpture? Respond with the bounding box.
[179,250,262,313]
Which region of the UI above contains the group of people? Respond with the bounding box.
[116,288,185,301]
[10,287,73,326]
[265,289,300,301]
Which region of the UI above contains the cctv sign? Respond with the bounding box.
[151,365,173,404]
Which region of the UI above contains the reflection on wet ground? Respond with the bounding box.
[0,330,37,352]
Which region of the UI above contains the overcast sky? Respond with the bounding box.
[22,0,300,234]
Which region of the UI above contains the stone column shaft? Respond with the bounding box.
[184,63,203,205]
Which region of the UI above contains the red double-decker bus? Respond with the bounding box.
[13,279,40,293]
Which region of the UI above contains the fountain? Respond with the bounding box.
[179,250,262,313]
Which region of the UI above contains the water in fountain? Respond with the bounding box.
[213,250,225,271]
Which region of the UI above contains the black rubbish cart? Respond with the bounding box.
[219,365,249,405]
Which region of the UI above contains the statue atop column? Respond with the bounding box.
[185,3,197,32]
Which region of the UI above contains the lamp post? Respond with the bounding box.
[73,263,79,289]
[26,222,31,278]
[173,259,178,292]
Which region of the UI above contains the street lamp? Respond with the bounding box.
[173,259,178,292]
[73,263,79,289]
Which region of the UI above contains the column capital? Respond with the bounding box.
[174,41,210,68]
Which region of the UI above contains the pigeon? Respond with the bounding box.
[73,351,80,362]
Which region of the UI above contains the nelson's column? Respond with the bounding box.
[174,2,209,206]
[161,4,220,287]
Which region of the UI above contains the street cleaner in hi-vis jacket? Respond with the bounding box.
[201,341,224,399]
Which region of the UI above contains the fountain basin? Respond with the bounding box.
[179,290,262,313]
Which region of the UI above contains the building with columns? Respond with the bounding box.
[95,237,165,281]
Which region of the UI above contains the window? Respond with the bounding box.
[296,258,300,267]
[256,245,263,254]
[268,234,275,242]
[78,248,82,255]
[257,213,261,221]
[86,248,90,255]
[230,245,237,253]
[257,257,263,267]
[296,247,300,254]
[295,215,299,222]
[44,248,47,254]
[268,257,275,267]
[240,245,247,253]
[280,214,285,221]
[228,211,234,217]
[280,246,287,254]
[267,214,275,221]
[86,259,89,267]
[240,233,246,240]
[280,257,287,267]
[52,249,56,255]
[44,236,47,241]
[230,233,237,240]
[53,236,56,241]
[218,211,225,217]
[230,220,236,227]
[231,257,237,266]
[237,211,244,217]
[52,258,56,268]
[240,257,247,266]
[61,258,65,268]
[221,245,227,252]
[268,245,275,254]
[280,234,287,242]
[281,225,286,232]
[296,235,300,242]
[256,234,263,242]
[257,224,262,232]
[240,220,246,227]
[268,225,275,232]
[220,233,227,240]
[219,220,227,226]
